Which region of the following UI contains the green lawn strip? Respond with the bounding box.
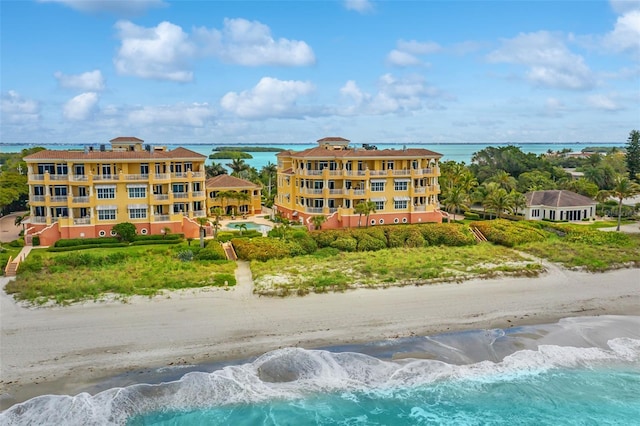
[520,234,640,272]
[250,244,542,296]
[5,244,236,305]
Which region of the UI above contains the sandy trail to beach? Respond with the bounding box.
[1,265,639,409]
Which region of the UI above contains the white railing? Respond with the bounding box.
[70,175,88,181]
[303,188,323,195]
[304,170,323,176]
[393,169,411,176]
[353,189,366,196]
[414,205,426,212]
[32,195,45,202]
[154,174,170,180]
[413,187,426,194]
[192,172,204,178]
[124,174,148,180]
[50,174,69,181]
[329,208,338,213]
[173,192,189,199]
[50,196,68,203]
[30,174,45,181]
[72,196,90,203]
[305,207,324,214]
[370,170,386,176]
[32,216,47,223]
[173,172,189,178]
[154,215,170,222]
[328,170,342,176]
[74,218,91,225]
[154,194,169,201]
[329,189,343,195]
[94,175,118,181]
[193,210,206,217]
[192,191,205,198]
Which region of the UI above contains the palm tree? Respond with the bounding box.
[310,215,326,230]
[485,187,512,219]
[261,162,277,203]
[210,207,223,238]
[162,226,171,239]
[473,182,499,219]
[197,217,209,248]
[489,170,517,192]
[215,190,238,215]
[227,158,250,178]
[234,222,248,236]
[205,162,227,178]
[609,176,640,231]
[442,186,469,222]
[354,202,368,227]
[509,191,527,216]
[354,200,377,227]
[14,214,27,234]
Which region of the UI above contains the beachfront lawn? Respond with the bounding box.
[5,243,236,305]
[250,244,544,296]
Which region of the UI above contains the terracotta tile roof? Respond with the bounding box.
[283,146,442,159]
[282,168,294,175]
[525,190,596,208]
[317,136,350,143]
[109,136,144,143]
[23,147,206,162]
[206,174,261,189]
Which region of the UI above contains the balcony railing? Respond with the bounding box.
[370,170,386,176]
[153,173,170,180]
[393,169,411,176]
[124,174,149,180]
[32,195,45,202]
[353,189,366,196]
[30,174,45,181]
[173,172,189,178]
[74,217,91,225]
[192,191,205,198]
[153,194,169,201]
[328,189,343,195]
[32,216,47,223]
[154,214,170,222]
[50,174,69,181]
[328,207,338,213]
[192,172,204,178]
[70,175,88,181]
[193,210,206,217]
[305,207,324,214]
[93,174,118,181]
[413,187,426,194]
[72,196,90,203]
[414,205,426,212]
[173,192,189,199]
[50,196,69,203]
[302,188,323,195]
[302,169,323,176]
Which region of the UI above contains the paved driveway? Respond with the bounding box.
[0,212,26,243]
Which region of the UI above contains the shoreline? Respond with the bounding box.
[2,266,640,410]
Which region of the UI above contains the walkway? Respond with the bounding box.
[0,211,27,243]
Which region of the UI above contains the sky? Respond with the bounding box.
[1,0,639,145]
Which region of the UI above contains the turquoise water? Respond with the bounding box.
[225,221,272,231]
[1,142,623,170]
[2,316,639,425]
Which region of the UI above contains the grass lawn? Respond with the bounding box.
[5,243,237,305]
[251,244,544,296]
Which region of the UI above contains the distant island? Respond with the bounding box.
[209,151,253,160]
[212,146,285,152]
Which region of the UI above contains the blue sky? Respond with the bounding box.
[1,0,639,145]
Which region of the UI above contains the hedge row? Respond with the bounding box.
[131,239,183,246]
[54,237,120,247]
[311,223,476,252]
[470,220,548,247]
[216,230,262,242]
[48,243,129,252]
[134,234,183,241]
[194,240,227,261]
[232,232,317,261]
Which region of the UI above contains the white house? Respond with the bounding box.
[524,190,597,221]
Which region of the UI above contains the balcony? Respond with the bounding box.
[192,191,205,198]
[301,169,323,176]
[32,216,47,223]
[353,189,366,196]
[414,205,426,212]
[153,173,170,180]
[328,189,343,195]
[50,174,69,181]
[93,174,119,181]
[173,172,189,178]
[73,217,91,225]
[305,207,324,214]
[173,192,189,199]
[124,174,149,180]
[301,188,323,195]
[153,194,169,201]
[392,169,411,176]
[370,170,387,176]
[193,210,206,217]
[30,174,45,181]
[70,175,88,182]
[32,195,45,202]
[50,196,69,203]
[154,214,170,222]
[413,187,426,194]
[72,196,90,203]
[192,172,204,178]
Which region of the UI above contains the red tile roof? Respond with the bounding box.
[281,146,442,159]
[23,147,206,162]
[317,136,350,143]
[206,174,261,189]
[110,136,144,143]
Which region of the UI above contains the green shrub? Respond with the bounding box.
[291,232,318,254]
[131,239,182,246]
[471,220,548,247]
[419,223,476,246]
[330,236,358,252]
[134,234,183,241]
[195,242,226,260]
[356,233,387,251]
[464,211,481,220]
[47,243,128,252]
[7,239,25,248]
[232,238,295,261]
[311,230,344,248]
[212,273,236,286]
[176,250,194,262]
[405,228,426,248]
[384,226,408,248]
[32,236,40,246]
[112,222,137,242]
[312,247,340,258]
[54,237,120,247]
[18,254,43,273]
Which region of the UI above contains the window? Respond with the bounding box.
[96,187,115,199]
[129,208,147,219]
[140,228,148,235]
[394,181,408,191]
[173,203,186,213]
[172,183,186,193]
[412,160,419,170]
[74,164,85,175]
[53,186,67,196]
[140,163,149,176]
[52,207,68,217]
[402,217,408,223]
[371,181,385,192]
[34,206,45,216]
[386,161,394,170]
[99,230,106,237]
[110,230,117,236]
[374,201,385,210]
[394,200,408,209]
[531,209,540,217]
[33,186,45,196]
[38,164,54,174]
[379,219,384,224]
[101,164,112,176]
[98,209,116,220]
[394,218,399,224]
[192,182,201,191]
[128,187,146,198]
[56,164,68,175]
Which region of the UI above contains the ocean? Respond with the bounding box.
[1,142,624,171]
[2,315,639,425]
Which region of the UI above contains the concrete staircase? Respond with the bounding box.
[3,246,34,277]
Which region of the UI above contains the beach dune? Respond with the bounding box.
[1,265,639,409]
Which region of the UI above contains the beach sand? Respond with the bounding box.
[1,263,639,410]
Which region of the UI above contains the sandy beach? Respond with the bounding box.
[1,262,639,410]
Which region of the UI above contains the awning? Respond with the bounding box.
[95,205,117,210]
[128,204,148,209]
[370,179,387,184]
[370,197,387,202]
[126,184,147,189]
[394,178,410,183]
[95,185,116,190]
[394,196,411,201]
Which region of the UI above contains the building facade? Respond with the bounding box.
[274,137,443,229]
[523,190,597,221]
[23,137,207,245]
[206,174,262,216]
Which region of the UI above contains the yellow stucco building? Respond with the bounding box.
[274,137,443,229]
[206,174,262,217]
[23,137,207,245]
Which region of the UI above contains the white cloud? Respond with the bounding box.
[339,74,447,115]
[63,92,99,120]
[487,31,595,90]
[387,40,440,67]
[586,94,622,111]
[1,90,40,124]
[114,20,196,82]
[344,0,373,13]
[603,10,640,55]
[128,102,216,127]
[38,0,166,16]
[220,77,315,119]
[610,0,640,15]
[54,70,105,91]
[194,18,315,66]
